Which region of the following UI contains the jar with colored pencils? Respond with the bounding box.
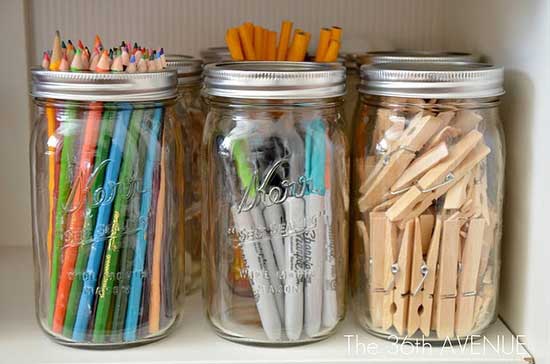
[30,48,184,346]
[165,55,206,294]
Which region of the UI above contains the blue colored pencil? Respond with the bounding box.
[123,106,164,341]
[72,104,133,341]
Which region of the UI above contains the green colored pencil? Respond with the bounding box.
[111,109,152,340]
[62,108,116,337]
[93,108,144,342]
[48,105,79,326]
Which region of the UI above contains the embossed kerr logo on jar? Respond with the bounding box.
[237,158,310,213]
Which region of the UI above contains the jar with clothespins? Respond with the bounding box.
[350,62,505,341]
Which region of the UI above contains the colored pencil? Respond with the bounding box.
[72,104,133,341]
[124,106,164,341]
[110,109,151,340]
[48,105,79,326]
[63,108,116,337]
[52,102,102,333]
[92,108,144,342]
[149,128,167,333]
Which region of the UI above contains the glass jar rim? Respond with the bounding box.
[203,61,346,100]
[30,68,178,102]
[359,62,504,99]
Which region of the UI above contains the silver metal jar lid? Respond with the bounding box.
[200,47,232,64]
[359,50,479,65]
[360,62,504,99]
[203,62,346,99]
[165,55,203,85]
[31,68,178,102]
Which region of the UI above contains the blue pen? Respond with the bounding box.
[303,119,327,337]
[124,106,163,341]
[72,104,133,341]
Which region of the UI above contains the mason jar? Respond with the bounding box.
[351,62,504,341]
[30,69,184,347]
[202,62,349,345]
[166,55,206,294]
[356,50,479,65]
[200,46,232,64]
[348,51,479,144]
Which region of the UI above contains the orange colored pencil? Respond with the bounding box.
[46,106,57,274]
[51,103,102,333]
[149,130,167,333]
[276,20,293,61]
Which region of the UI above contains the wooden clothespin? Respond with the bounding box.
[455,218,485,336]
[452,110,483,134]
[392,219,414,335]
[358,113,442,211]
[443,170,472,209]
[419,214,435,254]
[474,266,496,328]
[372,195,401,212]
[417,130,483,191]
[407,217,425,335]
[356,221,369,284]
[386,142,491,223]
[381,220,398,330]
[391,142,449,193]
[369,212,388,328]
[435,217,461,339]
[420,217,442,336]
[424,126,461,151]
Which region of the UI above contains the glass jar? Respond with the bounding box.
[357,50,479,65]
[351,63,505,341]
[30,69,184,347]
[202,62,349,345]
[166,55,206,294]
[348,51,478,147]
[200,46,232,64]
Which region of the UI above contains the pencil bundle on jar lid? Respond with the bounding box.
[224,21,342,62]
[31,31,184,347]
[41,31,168,73]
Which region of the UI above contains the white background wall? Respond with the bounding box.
[0,0,548,362]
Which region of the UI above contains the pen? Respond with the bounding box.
[304,119,327,337]
[226,137,283,340]
[322,134,338,327]
[276,115,306,340]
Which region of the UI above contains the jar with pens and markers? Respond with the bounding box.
[29,41,186,346]
[202,62,349,345]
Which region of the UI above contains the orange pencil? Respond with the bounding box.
[149,131,167,333]
[238,24,256,60]
[266,31,277,60]
[322,40,340,62]
[315,28,332,61]
[254,25,264,60]
[225,28,244,61]
[276,20,293,61]
[287,32,309,61]
[46,105,57,274]
[51,102,102,333]
[46,30,62,271]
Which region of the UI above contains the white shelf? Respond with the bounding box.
[0,247,532,364]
